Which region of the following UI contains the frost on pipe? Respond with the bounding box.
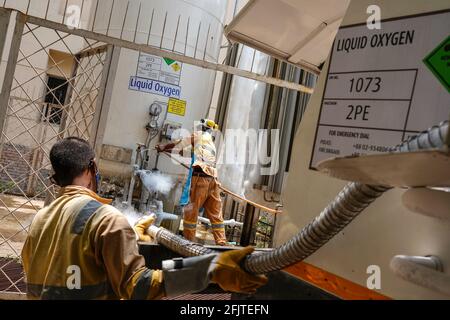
[243,121,449,274]
[136,170,174,195]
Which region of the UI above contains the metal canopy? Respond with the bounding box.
[225,0,351,74]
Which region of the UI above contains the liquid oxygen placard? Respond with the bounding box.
[310,10,450,169]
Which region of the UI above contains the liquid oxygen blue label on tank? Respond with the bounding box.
[129,76,181,98]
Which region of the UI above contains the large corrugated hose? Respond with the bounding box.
[244,120,448,274]
[148,121,448,274]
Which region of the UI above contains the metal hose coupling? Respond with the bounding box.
[243,120,449,274]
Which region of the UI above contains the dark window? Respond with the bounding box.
[43,76,68,125]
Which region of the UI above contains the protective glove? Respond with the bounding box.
[210,246,268,293]
[134,214,156,242]
[155,144,164,153]
[161,246,268,297]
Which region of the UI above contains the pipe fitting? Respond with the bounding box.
[390,255,449,296]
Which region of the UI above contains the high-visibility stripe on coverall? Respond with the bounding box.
[183,176,226,245]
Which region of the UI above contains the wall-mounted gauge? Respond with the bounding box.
[149,102,162,117]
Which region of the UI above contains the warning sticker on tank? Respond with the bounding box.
[310,10,450,169]
[136,53,183,86]
[423,36,450,93]
[168,98,186,116]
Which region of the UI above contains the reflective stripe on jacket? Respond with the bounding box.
[21,186,164,300]
[177,131,218,178]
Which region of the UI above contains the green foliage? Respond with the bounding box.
[0,180,15,193]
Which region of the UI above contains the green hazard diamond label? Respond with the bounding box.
[423,36,450,92]
[163,58,176,66]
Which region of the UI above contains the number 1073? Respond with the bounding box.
[349,77,381,93]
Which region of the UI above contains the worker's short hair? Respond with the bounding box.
[50,137,95,187]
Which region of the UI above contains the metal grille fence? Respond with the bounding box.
[0,11,110,294]
[222,195,277,248]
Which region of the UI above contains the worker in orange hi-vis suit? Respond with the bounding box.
[156,119,226,245]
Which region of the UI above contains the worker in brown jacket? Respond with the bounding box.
[21,137,267,300]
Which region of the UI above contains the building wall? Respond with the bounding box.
[0,4,101,196]
[0,143,32,194]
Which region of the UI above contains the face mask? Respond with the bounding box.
[95,171,101,192]
[89,159,101,194]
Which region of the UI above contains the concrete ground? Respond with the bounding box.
[0,194,42,258]
[0,194,218,258]
[181,221,218,245]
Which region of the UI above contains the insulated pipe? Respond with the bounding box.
[198,216,244,228]
[147,121,448,274]
[243,121,448,274]
[147,225,215,257]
